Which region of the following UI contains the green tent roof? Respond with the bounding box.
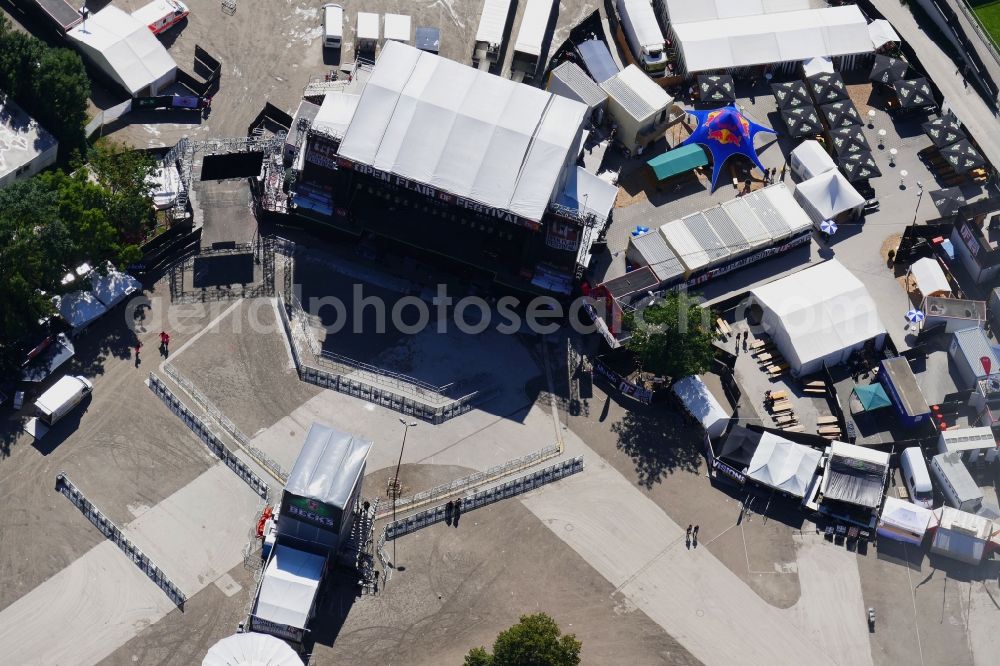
[647,144,709,181]
[853,383,891,411]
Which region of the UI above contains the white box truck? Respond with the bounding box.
[616,0,667,78]
[24,375,93,439]
[511,0,555,82]
[472,0,514,72]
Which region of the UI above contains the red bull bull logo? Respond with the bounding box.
[704,109,749,147]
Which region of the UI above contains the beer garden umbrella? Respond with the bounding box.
[921,115,965,148]
[808,72,849,104]
[930,186,967,215]
[771,81,812,109]
[940,139,985,174]
[893,78,936,109]
[839,151,882,181]
[869,54,909,85]
[780,106,823,138]
[698,74,736,104]
[820,100,862,129]
[828,125,872,157]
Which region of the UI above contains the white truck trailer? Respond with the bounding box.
[616,0,667,78]
[511,0,555,82]
[25,375,93,439]
[472,0,514,72]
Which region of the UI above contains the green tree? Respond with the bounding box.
[0,26,44,100]
[88,140,157,245]
[464,613,581,666]
[30,47,90,151]
[624,291,715,379]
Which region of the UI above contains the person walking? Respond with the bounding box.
[693,525,700,547]
[134,342,142,368]
[445,500,454,526]
[159,331,171,357]
[780,163,787,181]
[453,499,462,527]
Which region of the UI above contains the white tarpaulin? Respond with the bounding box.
[802,56,835,77]
[148,164,182,210]
[68,6,176,95]
[383,14,411,42]
[90,269,140,308]
[672,5,871,74]
[255,546,325,630]
[663,0,812,24]
[338,41,587,223]
[357,12,379,40]
[313,92,360,138]
[877,496,932,544]
[53,291,109,332]
[203,633,303,666]
[794,169,865,223]
[910,257,951,297]
[790,139,836,180]
[745,432,821,497]
[672,375,729,438]
[868,19,900,49]
[751,260,887,375]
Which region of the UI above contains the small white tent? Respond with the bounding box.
[750,260,887,376]
[745,432,821,497]
[672,375,729,438]
[877,496,933,544]
[794,169,865,225]
[868,19,900,50]
[203,633,303,666]
[909,257,951,297]
[790,140,836,180]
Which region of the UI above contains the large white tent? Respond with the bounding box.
[751,260,887,376]
[672,375,730,438]
[662,0,812,24]
[793,169,865,224]
[790,140,836,180]
[745,432,821,497]
[337,41,587,223]
[68,6,176,96]
[254,545,326,632]
[670,5,871,74]
[203,633,303,666]
[877,496,933,545]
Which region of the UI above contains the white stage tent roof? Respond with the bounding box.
[203,632,303,666]
[90,268,140,308]
[662,0,812,24]
[672,375,729,438]
[751,260,887,375]
[877,496,933,544]
[254,545,325,630]
[790,140,836,180]
[313,92,361,138]
[794,169,865,223]
[910,257,952,296]
[53,291,108,332]
[68,6,176,95]
[671,5,871,74]
[338,41,587,223]
[745,432,821,497]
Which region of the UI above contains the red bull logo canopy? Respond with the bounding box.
[676,105,775,191]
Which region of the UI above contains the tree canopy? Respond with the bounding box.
[624,291,715,379]
[0,14,90,152]
[464,613,581,666]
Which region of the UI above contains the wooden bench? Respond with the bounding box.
[767,390,789,401]
[774,414,798,425]
[897,485,910,500]
[750,339,768,350]
[716,318,733,338]
[804,380,826,389]
[781,424,805,432]
[817,415,839,425]
[802,387,826,395]
[770,399,793,412]
[818,427,842,437]
[756,353,774,365]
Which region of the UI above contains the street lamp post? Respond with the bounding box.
[392,417,417,568]
[912,181,924,225]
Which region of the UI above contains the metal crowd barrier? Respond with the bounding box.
[147,373,270,500]
[385,456,584,540]
[55,473,187,607]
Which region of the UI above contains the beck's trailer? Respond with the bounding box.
[25,375,93,439]
[616,0,667,78]
[472,0,514,71]
[512,0,556,82]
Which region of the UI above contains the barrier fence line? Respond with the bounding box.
[375,443,563,520]
[147,373,270,500]
[384,456,585,540]
[55,472,187,608]
[161,363,288,485]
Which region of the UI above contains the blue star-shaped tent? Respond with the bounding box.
[676,105,776,191]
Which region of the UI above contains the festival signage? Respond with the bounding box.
[546,220,582,251]
[282,493,339,531]
[251,616,304,642]
[591,358,653,404]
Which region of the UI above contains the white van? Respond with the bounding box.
[900,447,934,509]
[323,4,344,49]
[24,375,93,439]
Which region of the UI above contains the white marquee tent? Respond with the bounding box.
[68,6,177,96]
[90,268,141,308]
[790,140,836,180]
[751,260,887,375]
[203,633,303,666]
[909,257,952,297]
[662,0,812,24]
[670,5,872,74]
[745,432,821,497]
[868,19,900,50]
[53,291,109,335]
[338,41,587,223]
[254,545,326,631]
[877,496,933,545]
[802,56,835,77]
[672,375,730,438]
[793,169,865,224]
[313,92,361,138]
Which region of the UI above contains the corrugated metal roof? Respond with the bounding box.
[952,327,998,372]
[600,66,671,121]
[550,61,607,109]
[682,212,730,262]
[721,198,771,247]
[661,219,712,272]
[704,206,750,254]
[630,229,674,265]
[746,191,791,238]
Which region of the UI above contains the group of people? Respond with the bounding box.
[686,524,700,549]
[132,331,171,368]
[444,499,463,527]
